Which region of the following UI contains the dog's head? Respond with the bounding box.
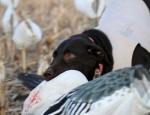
[44,29,113,81]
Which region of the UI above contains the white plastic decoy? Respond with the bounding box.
[0,0,20,8]
[2,6,19,34]
[74,0,109,19]
[21,70,88,115]
[12,19,42,50]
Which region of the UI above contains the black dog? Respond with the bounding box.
[18,29,113,90]
[44,28,150,81]
[44,29,113,81]
[18,28,150,90]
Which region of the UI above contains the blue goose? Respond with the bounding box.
[41,65,150,115]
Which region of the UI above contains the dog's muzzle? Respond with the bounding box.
[43,69,54,81]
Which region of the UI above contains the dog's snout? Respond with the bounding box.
[43,69,54,81]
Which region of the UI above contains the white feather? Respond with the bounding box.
[83,87,150,115]
[12,19,42,50]
[22,70,88,115]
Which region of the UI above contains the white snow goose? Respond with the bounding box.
[18,70,88,115]
[40,65,150,115]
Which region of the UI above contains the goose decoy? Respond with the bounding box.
[40,65,150,115]
[12,19,42,72]
[2,6,19,34]
[0,0,20,8]
[74,0,108,19]
[2,6,19,61]
[12,19,42,51]
[20,70,88,115]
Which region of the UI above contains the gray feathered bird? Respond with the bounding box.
[41,65,150,115]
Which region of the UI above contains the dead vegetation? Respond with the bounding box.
[0,0,96,114]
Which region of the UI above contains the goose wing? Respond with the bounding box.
[18,73,44,91]
[42,65,150,115]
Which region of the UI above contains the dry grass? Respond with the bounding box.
[0,0,96,114]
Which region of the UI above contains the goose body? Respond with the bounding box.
[0,0,20,8]
[74,0,108,18]
[12,19,42,50]
[2,6,19,34]
[41,65,150,115]
[21,70,88,115]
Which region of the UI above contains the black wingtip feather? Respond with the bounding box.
[17,73,44,91]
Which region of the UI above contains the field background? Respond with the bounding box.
[0,0,97,114]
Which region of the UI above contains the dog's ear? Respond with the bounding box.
[87,44,111,65]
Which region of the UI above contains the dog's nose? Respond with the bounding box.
[43,69,54,81]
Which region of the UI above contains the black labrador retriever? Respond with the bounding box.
[18,29,113,90]
[44,29,113,81]
[43,28,150,81]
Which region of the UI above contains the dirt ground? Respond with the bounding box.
[0,0,98,114]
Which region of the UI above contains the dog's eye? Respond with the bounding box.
[64,50,69,54]
[64,53,75,59]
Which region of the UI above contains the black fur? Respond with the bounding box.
[82,29,113,74]
[132,44,150,70]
